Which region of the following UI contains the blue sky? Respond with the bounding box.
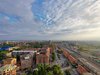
[0,0,100,40]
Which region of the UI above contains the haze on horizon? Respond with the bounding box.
[0,0,100,40]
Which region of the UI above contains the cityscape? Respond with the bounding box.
[0,41,100,75]
[0,0,100,75]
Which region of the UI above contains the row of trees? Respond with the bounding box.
[0,50,8,60]
[51,52,56,62]
[28,64,64,75]
[20,42,45,49]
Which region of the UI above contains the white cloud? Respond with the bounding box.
[39,0,100,35]
[0,0,100,40]
[0,0,42,35]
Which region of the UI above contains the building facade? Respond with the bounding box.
[20,54,33,69]
[36,48,50,64]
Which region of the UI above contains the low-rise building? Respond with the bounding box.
[82,73,93,75]
[0,64,17,75]
[3,58,16,65]
[6,52,12,57]
[68,55,77,64]
[63,49,70,58]
[77,65,88,75]
[12,50,37,57]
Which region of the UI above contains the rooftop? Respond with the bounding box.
[3,58,16,62]
[0,64,16,72]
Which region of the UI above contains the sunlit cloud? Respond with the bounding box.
[0,0,100,40]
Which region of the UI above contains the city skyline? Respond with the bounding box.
[0,0,100,40]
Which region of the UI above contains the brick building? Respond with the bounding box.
[36,47,50,64]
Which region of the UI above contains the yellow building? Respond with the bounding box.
[3,58,16,65]
[0,64,17,75]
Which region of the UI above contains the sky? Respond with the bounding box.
[0,0,100,40]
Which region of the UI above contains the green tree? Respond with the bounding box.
[65,70,71,75]
[33,69,38,75]
[52,52,56,62]
[37,64,47,75]
[47,71,53,75]
[0,51,7,60]
[52,65,64,75]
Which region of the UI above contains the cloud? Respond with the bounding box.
[63,27,100,41]
[32,0,100,35]
[0,0,41,35]
[0,0,100,40]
